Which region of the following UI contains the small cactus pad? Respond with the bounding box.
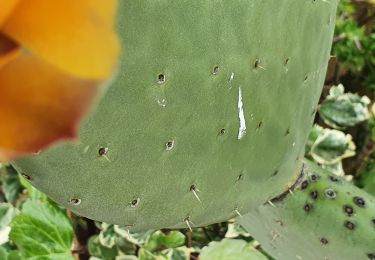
[12,0,338,230]
[240,160,375,260]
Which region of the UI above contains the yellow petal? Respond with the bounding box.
[0,53,100,161]
[2,0,120,79]
[0,0,19,26]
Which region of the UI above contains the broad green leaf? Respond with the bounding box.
[18,174,48,203]
[310,128,355,164]
[0,246,8,259]
[99,223,117,248]
[318,84,370,129]
[138,248,166,260]
[88,235,118,260]
[9,200,73,259]
[200,239,268,260]
[1,166,22,203]
[114,226,153,246]
[143,231,185,252]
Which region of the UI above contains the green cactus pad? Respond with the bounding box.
[12,0,338,231]
[240,160,375,260]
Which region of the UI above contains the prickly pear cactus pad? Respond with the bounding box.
[239,161,375,260]
[12,0,338,231]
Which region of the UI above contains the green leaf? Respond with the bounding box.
[88,235,118,260]
[0,203,18,245]
[143,231,185,252]
[200,239,268,260]
[9,200,73,259]
[310,128,355,164]
[138,248,166,260]
[318,84,370,129]
[0,246,8,259]
[1,167,22,204]
[18,174,48,203]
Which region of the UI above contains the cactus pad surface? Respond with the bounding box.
[13,0,338,231]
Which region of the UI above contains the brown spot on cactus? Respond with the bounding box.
[301,180,309,190]
[344,220,355,230]
[98,147,108,156]
[353,196,366,208]
[310,190,318,200]
[303,203,312,212]
[329,175,339,182]
[320,237,328,245]
[21,173,31,181]
[343,205,354,216]
[212,65,219,75]
[324,188,336,199]
[309,173,319,182]
[68,198,81,206]
[165,140,174,151]
[157,73,166,84]
[130,198,140,208]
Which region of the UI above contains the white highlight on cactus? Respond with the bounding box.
[229,72,235,81]
[237,87,247,140]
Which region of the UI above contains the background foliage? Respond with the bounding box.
[0,0,375,259]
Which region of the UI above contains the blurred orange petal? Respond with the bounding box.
[0,53,100,161]
[0,33,20,69]
[2,0,120,79]
[0,0,19,26]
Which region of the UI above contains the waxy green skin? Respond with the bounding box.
[240,161,375,260]
[13,0,375,259]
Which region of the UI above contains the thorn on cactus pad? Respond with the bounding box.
[183,216,194,232]
[219,128,226,135]
[234,207,242,217]
[190,184,201,203]
[320,237,329,245]
[310,190,318,200]
[21,173,32,181]
[254,59,265,70]
[68,198,81,206]
[285,128,290,136]
[157,73,166,84]
[284,58,290,66]
[368,253,375,260]
[304,75,309,82]
[372,218,375,225]
[343,205,354,216]
[344,220,355,230]
[353,196,366,207]
[129,198,140,208]
[324,188,336,199]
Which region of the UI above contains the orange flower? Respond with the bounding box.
[0,0,120,160]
